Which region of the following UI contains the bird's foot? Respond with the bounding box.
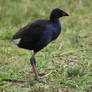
[34,76,47,84]
[34,72,52,82]
[34,76,42,82]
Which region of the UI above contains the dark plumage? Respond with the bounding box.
[11,8,69,81]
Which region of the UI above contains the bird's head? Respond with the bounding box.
[50,8,69,21]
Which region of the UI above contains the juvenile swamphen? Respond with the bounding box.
[11,8,69,81]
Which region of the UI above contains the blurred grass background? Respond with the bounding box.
[0,0,92,92]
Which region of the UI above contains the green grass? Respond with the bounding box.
[0,0,92,92]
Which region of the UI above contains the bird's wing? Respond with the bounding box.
[11,19,49,44]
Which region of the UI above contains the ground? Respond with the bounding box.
[0,0,92,92]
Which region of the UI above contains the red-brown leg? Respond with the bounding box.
[30,52,51,81]
[30,53,39,80]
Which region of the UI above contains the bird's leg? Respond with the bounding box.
[30,53,51,82]
[30,53,39,81]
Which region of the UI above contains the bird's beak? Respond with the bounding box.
[62,11,69,16]
[65,13,69,16]
[64,12,69,16]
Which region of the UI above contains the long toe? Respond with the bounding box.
[35,76,47,84]
[41,71,52,79]
[35,76,41,81]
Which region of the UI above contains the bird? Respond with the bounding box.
[11,8,69,81]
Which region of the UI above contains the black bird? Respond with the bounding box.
[11,8,69,81]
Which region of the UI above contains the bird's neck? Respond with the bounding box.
[50,18,59,23]
[50,18,61,30]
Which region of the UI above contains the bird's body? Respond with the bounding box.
[11,8,69,81]
[11,19,61,52]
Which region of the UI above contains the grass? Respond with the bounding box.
[0,0,92,91]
